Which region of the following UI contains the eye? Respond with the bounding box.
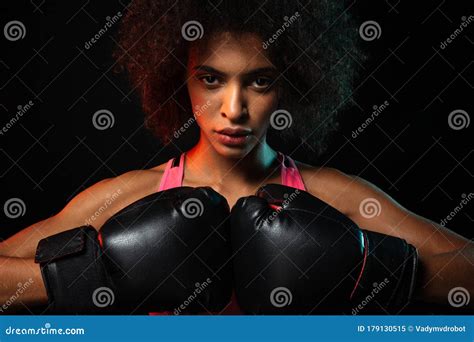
[198,75,220,86]
[252,77,272,89]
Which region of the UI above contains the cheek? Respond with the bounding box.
[194,109,216,131]
[187,82,204,106]
[250,93,280,125]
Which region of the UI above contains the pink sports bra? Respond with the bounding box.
[158,151,306,192]
[150,150,306,315]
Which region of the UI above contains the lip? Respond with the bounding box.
[216,127,252,136]
[215,127,252,146]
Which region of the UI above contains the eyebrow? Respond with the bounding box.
[192,65,277,76]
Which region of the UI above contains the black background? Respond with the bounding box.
[0,0,473,314]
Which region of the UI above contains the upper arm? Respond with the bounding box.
[303,166,470,256]
[0,178,114,258]
[0,168,164,258]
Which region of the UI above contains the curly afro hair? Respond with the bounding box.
[114,0,365,156]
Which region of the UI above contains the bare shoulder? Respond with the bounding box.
[295,161,358,216]
[297,161,409,217]
[59,163,168,229]
[0,161,169,258]
[297,161,408,219]
[296,161,469,254]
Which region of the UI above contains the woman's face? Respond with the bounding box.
[186,32,280,158]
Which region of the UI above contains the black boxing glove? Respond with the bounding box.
[230,184,418,314]
[35,186,232,314]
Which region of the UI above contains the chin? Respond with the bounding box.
[214,143,252,159]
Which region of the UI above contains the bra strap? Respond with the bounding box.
[277,151,306,191]
[157,152,185,191]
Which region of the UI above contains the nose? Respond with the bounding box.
[220,81,247,121]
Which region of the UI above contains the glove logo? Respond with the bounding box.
[181,198,204,219]
[270,287,293,308]
[92,287,115,308]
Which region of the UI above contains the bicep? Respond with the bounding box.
[0,178,113,258]
[0,169,162,258]
[345,175,469,256]
[0,215,68,258]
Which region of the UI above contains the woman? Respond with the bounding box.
[0,0,472,313]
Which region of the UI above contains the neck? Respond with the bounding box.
[185,135,279,187]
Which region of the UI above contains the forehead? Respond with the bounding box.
[187,32,275,72]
